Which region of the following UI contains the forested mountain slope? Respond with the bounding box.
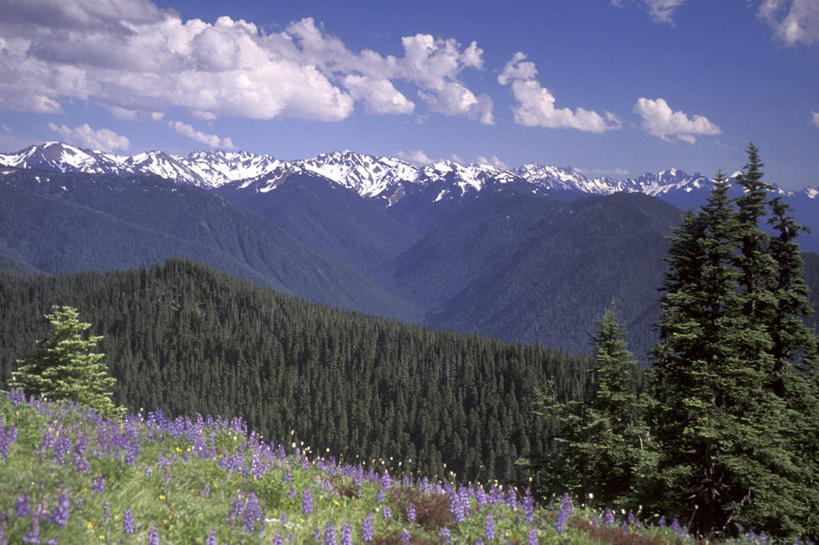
[0,259,593,484]
[0,169,413,319]
[216,172,420,275]
[380,192,685,359]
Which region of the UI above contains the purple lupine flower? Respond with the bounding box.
[484,513,495,541]
[47,537,58,545]
[459,488,471,518]
[383,505,392,520]
[620,522,629,532]
[527,528,538,545]
[407,504,416,522]
[340,521,353,545]
[381,471,392,490]
[22,519,40,544]
[523,489,535,525]
[302,488,314,515]
[123,508,135,534]
[71,434,90,473]
[376,489,385,504]
[227,496,242,526]
[401,528,410,544]
[603,509,615,526]
[272,534,284,545]
[627,510,635,524]
[0,419,16,460]
[52,434,70,465]
[0,527,5,545]
[555,494,572,532]
[280,513,287,523]
[49,492,70,527]
[206,527,217,545]
[33,499,49,521]
[200,483,210,498]
[324,522,338,545]
[658,516,666,527]
[670,518,681,533]
[148,524,159,545]
[16,493,31,517]
[474,539,484,545]
[92,475,105,493]
[243,492,263,532]
[438,526,451,544]
[124,440,139,467]
[361,513,374,543]
[313,527,321,540]
[287,485,297,499]
[449,493,465,524]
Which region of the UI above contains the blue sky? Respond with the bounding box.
[0,0,817,189]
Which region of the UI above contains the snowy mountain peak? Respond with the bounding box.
[0,141,119,173]
[184,150,285,188]
[296,150,419,197]
[0,141,798,205]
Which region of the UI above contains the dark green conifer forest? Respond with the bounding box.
[0,258,593,485]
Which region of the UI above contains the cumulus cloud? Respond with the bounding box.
[0,1,491,124]
[343,75,414,114]
[47,122,130,151]
[396,149,434,165]
[610,0,686,24]
[498,53,621,133]
[633,97,720,144]
[759,0,819,46]
[476,155,508,169]
[813,111,819,127]
[168,120,234,149]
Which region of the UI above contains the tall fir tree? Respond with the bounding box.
[652,183,738,532]
[10,305,124,419]
[651,145,817,538]
[535,302,650,507]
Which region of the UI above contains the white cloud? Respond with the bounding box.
[759,0,819,46]
[168,120,235,149]
[813,111,819,127]
[611,0,686,24]
[47,122,130,151]
[0,2,490,124]
[576,167,630,177]
[343,75,414,114]
[396,149,434,165]
[498,53,621,133]
[108,106,139,120]
[633,97,720,144]
[476,155,508,169]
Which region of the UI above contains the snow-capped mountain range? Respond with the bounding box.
[0,141,812,203]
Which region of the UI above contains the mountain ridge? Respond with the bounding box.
[4,141,811,204]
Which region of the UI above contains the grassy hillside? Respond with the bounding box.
[0,391,755,545]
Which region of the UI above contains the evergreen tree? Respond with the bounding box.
[535,303,650,506]
[651,146,817,538]
[9,305,124,419]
